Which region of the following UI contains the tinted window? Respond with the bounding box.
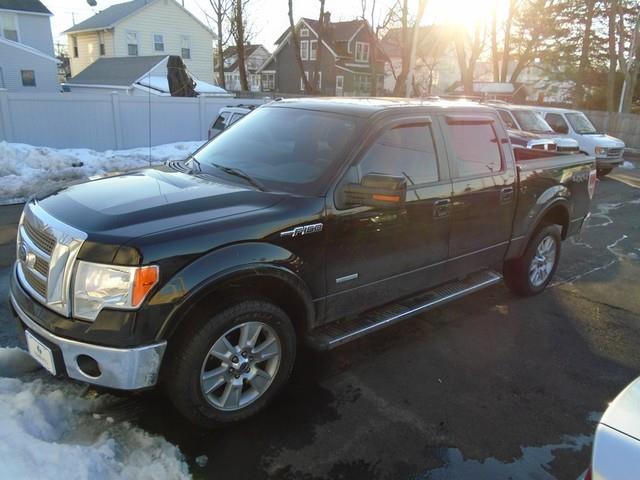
[193,107,360,194]
[545,113,569,133]
[212,111,231,131]
[358,124,439,186]
[228,113,246,125]
[448,123,503,177]
[498,110,517,129]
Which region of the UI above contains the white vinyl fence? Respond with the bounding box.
[0,89,265,151]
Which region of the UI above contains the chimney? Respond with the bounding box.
[322,11,331,26]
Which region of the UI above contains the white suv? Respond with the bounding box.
[536,106,625,176]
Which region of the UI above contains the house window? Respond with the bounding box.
[300,71,309,90]
[309,40,317,61]
[250,74,260,90]
[21,70,36,87]
[153,33,164,52]
[355,41,370,63]
[72,36,79,58]
[0,14,18,42]
[262,71,275,91]
[181,35,191,59]
[98,31,105,56]
[126,31,138,56]
[300,28,309,37]
[300,40,308,61]
[335,75,344,93]
[355,74,371,94]
[314,71,322,89]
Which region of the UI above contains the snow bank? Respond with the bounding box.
[0,347,191,480]
[620,160,635,170]
[0,141,204,205]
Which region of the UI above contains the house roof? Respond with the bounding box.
[64,0,149,33]
[0,0,51,14]
[0,36,58,62]
[219,44,264,71]
[66,55,168,86]
[274,17,369,55]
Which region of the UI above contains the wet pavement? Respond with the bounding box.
[1,161,639,479]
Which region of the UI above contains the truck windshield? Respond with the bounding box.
[565,112,598,134]
[190,106,360,194]
[513,110,554,133]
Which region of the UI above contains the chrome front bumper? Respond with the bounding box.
[11,292,166,390]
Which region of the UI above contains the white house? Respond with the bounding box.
[0,0,59,92]
[218,44,271,92]
[65,0,216,84]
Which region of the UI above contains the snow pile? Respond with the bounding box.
[0,141,204,204]
[137,76,232,96]
[620,160,635,170]
[0,347,191,480]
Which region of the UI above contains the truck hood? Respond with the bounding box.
[582,134,625,148]
[36,167,284,240]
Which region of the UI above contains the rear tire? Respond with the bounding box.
[597,167,613,178]
[163,298,296,427]
[504,224,561,296]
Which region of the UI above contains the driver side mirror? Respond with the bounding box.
[343,173,407,208]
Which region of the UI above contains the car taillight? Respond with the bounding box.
[588,169,597,199]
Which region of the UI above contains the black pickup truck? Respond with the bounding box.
[10,98,596,426]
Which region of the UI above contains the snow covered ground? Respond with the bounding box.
[0,141,204,205]
[0,347,191,479]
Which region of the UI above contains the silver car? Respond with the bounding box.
[580,376,640,480]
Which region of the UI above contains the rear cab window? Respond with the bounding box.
[445,117,504,177]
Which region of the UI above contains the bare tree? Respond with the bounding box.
[455,21,487,95]
[500,0,518,82]
[607,0,619,112]
[288,0,314,93]
[360,0,398,96]
[491,5,499,82]
[618,4,640,112]
[405,0,428,97]
[230,0,250,91]
[208,0,232,88]
[573,0,596,107]
[392,0,410,96]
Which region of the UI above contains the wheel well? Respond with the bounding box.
[170,274,312,342]
[539,204,569,239]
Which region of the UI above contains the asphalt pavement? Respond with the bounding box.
[1,161,639,479]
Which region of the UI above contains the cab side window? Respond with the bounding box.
[212,111,231,132]
[358,123,439,186]
[545,113,569,134]
[447,122,503,177]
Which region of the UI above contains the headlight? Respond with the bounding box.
[594,146,607,155]
[73,261,159,321]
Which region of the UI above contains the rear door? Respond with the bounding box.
[324,115,452,322]
[439,113,517,277]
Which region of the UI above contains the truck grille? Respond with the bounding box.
[16,202,86,316]
[607,148,622,157]
[557,146,579,153]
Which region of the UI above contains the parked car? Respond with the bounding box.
[10,98,596,427]
[580,376,640,480]
[490,102,580,153]
[536,106,625,177]
[208,104,257,139]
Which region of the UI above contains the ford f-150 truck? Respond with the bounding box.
[10,98,596,427]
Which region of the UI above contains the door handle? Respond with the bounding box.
[433,199,451,218]
[500,187,514,204]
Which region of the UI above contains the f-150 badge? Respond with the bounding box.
[280,223,323,238]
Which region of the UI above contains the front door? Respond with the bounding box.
[439,114,517,277]
[335,75,344,96]
[324,116,452,323]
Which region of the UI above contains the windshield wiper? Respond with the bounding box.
[210,163,267,191]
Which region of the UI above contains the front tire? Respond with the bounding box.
[164,298,296,427]
[597,167,613,178]
[504,224,561,296]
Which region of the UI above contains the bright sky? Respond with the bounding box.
[42,0,509,50]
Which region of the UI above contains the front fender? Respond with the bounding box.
[145,242,314,340]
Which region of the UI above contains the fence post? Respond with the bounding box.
[110,92,123,150]
[0,89,14,142]
[198,96,207,141]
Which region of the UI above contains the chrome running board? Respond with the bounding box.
[307,270,502,350]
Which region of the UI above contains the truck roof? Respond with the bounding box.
[534,105,580,114]
[267,97,498,118]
